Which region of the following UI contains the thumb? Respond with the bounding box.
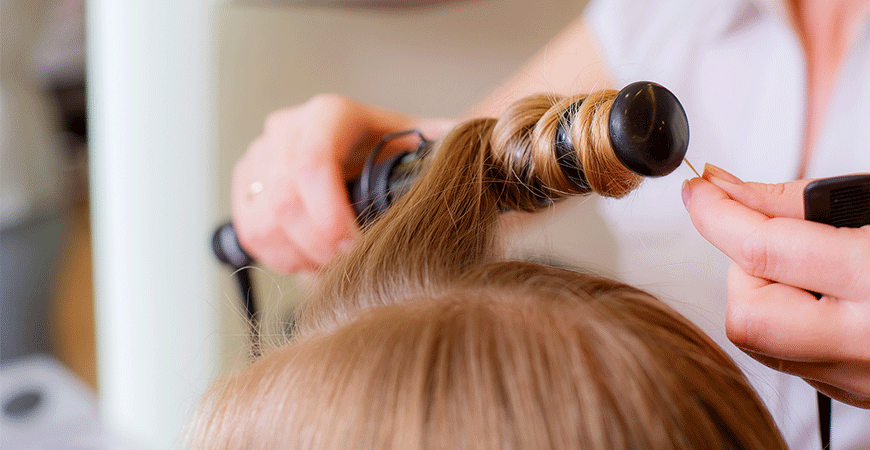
[701,164,810,219]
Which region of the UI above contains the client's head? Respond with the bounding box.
[189,91,786,449]
[189,262,786,449]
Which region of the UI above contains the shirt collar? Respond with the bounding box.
[719,0,870,43]
[722,0,768,38]
[754,0,791,22]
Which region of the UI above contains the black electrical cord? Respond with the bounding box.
[818,392,831,449]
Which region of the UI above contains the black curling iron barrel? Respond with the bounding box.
[212,81,689,328]
[607,81,689,176]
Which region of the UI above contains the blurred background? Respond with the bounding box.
[1,0,605,448]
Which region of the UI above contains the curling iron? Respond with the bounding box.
[212,81,691,342]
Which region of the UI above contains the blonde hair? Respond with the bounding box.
[188,91,786,449]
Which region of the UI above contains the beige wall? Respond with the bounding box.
[214,0,607,364]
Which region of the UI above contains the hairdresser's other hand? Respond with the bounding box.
[682,165,870,408]
[233,94,451,274]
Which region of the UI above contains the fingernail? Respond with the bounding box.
[703,163,742,186]
[681,179,691,208]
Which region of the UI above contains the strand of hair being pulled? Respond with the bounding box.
[296,88,649,337]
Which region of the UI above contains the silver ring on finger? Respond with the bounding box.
[248,181,265,200]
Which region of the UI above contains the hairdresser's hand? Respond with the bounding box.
[233,94,451,274]
[682,165,870,408]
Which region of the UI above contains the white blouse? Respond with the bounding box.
[584,0,870,448]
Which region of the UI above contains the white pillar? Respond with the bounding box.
[86,1,222,448]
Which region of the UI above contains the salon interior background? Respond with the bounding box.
[0,0,610,448]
